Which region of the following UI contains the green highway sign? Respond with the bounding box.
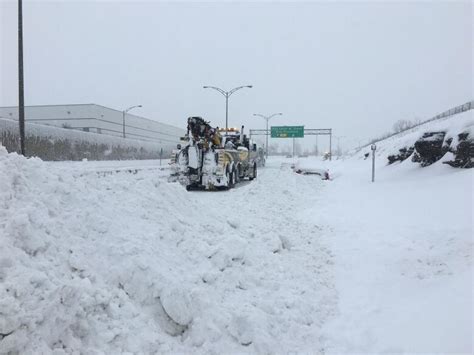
[271,126,304,138]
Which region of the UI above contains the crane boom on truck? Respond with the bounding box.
[170,117,259,190]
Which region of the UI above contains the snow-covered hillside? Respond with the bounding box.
[1,125,472,354]
[356,109,473,167]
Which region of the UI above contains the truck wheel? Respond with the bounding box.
[235,164,241,183]
[230,166,236,188]
[224,166,231,189]
[224,166,234,189]
[249,163,257,180]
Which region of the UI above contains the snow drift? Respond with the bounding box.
[0,146,335,353]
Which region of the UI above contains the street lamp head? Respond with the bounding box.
[247,85,253,88]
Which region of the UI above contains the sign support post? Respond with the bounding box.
[329,131,332,161]
[371,144,376,182]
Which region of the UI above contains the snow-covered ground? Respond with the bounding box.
[315,156,473,353]
[1,148,336,353]
[44,159,171,177]
[1,120,472,353]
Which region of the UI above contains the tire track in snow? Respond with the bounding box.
[187,159,338,353]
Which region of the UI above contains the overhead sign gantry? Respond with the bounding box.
[249,127,333,160]
[271,126,305,138]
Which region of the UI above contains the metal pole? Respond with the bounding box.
[329,130,332,161]
[18,0,25,155]
[372,152,375,182]
[122,111,126,138]
[292,137,295,157]
[204,85,252,133]
[225,94,229,132]
[371,144,376,182]
[253,113,282,159]
[122,105,142,139]
[265,118,269,159]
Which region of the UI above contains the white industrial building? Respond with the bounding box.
[0,104,184,145]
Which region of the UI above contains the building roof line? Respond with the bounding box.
[0,103,97,108]
[0,103,183,131]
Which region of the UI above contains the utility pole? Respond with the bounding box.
[18,0,25,155]
[371,144,377,182]
[253,112,282,159]
[329,130,332,161]
[122,105,142,138]
[203,85,253,132]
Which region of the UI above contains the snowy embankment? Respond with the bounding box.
[1,106,472,354]
[0,117,177,161]
[356,109,473,164]
[0,147,335,353]
[44,159,171,177]
[302,110,472,352]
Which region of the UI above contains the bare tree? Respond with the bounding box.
[392,119,412,133]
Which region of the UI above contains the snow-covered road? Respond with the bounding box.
[1,146,472,354]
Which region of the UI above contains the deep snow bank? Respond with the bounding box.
[0,147,335,353]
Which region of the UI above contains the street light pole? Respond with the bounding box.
[18,0,25,155]
[203,85,253,132]
[253,112,282,159]
[122,105,142,138]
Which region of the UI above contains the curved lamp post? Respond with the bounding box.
[203,85,252,132]
[253,112,282,158]
[122,105,142,138]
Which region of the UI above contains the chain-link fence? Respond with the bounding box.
[364,100,473,148]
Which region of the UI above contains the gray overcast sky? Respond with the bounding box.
[1,0,472,149]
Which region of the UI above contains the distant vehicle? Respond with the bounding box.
[170,117,258,190]
[285,154,293,158]
[294,167,330,180]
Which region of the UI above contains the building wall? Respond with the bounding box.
[0,104,184,145]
